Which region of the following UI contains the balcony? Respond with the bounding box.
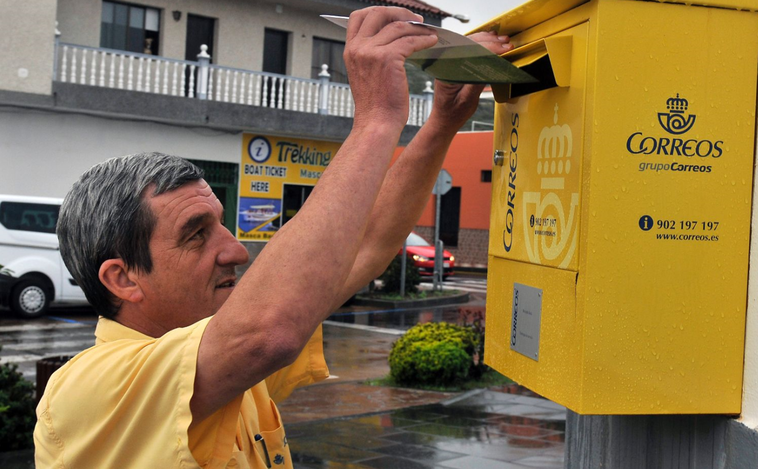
[53,41,434,127]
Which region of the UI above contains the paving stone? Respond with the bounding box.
[485,415,567,432]
[349,414,421,429]
[430,438,538,462]
[380,431,457,447]
[406,422,505,440]
[512,454,566,468]
[437,456,533,469]
[315,432,401,450]
[279,383,455,424]
[359,456,436,468]
[289,438,378,464]
[372,442,467,463]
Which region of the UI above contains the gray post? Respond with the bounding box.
[318,64,330,115]
[423,81,434,122]
[53,22,61,81]
[565,411,758,469]
[400,240,407,297]
[435,239,444,288]
[433,190,441,292]
[196,44,211,100]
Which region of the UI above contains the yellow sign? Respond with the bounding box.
[238,134,341,241]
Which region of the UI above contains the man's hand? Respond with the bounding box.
[427,31,514,133]
[345,7,438,131]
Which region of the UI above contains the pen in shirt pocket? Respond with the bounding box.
[254,434,272,468]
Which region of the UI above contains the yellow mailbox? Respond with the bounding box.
[477,0,758,414]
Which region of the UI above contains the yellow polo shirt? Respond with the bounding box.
[34,317,329,468]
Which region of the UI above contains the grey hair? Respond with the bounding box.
[57,152,204,319]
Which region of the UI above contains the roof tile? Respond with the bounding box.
[364,0,452,17]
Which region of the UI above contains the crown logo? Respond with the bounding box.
[537,104,572,186]
[658,93,696,135]
[523,103,579,269]
[666,93,688,113]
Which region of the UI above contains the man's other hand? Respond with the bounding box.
[345,7,438,131]
[427,31,514,133]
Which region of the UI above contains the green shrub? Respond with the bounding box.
[0,352,36,451]
[379,255,421,295]
[389,322,479,387]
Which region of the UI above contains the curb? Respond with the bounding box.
[351,292,470,309]
[454,266,488,275]
[441,388,485,406]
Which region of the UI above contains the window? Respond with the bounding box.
[481,170,492,183]
[101,1,160,55]
[312,37,347,84]
[263,29,289,75]
[440,187,461,247]
[0,202,60,234]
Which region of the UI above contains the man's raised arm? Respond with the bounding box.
[191,7,439,423]
[337,31,514,303]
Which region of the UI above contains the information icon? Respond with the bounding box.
[639,215,653,231]
[248,136,272,163]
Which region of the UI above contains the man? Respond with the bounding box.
[34,6,512,468]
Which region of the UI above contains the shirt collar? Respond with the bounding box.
[95,316,153,345]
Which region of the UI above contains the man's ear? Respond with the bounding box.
[99,259,144,304]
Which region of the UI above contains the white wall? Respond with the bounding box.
[55,0,350,79]
[0,108,241,198]
[742,132,758,430]
[0,0,57,95]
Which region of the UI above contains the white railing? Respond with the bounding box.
[54,40,434,124]
[56,43,197,97]
[205,65,324,113]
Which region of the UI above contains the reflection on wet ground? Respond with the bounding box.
[328,304,487,332]
[287,389,566,469]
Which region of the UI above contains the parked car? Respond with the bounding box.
[0,195,88,318]
[0,270,13,309]
[403,232,455,279]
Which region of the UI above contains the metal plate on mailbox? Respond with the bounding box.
[510,283,543,361]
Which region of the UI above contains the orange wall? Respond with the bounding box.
[392,131,494,230]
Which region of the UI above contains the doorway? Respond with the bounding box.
[262,29,289,107]
[185,14,215,96]
[280,184,313,228]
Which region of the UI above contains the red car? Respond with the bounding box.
[403,232,455,279]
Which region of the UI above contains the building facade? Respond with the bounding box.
[0,0,447,261]
[406,131,493,269]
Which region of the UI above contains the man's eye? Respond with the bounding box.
[190,229,205,241]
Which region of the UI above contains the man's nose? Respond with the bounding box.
[217,227,250,266]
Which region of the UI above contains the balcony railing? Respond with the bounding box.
[53,41,434,126]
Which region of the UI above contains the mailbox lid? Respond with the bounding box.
[489,22,588,271]
[484,255,583,411]
[468,0,588,37]
[469,0,756,38]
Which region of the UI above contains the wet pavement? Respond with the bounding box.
[0,275,568,467]
[286,388,566,468]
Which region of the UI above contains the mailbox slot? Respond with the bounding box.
[493,36,573,101]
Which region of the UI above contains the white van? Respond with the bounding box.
[0,195,88,317]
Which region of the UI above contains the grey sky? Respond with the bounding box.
[431,0,525,34]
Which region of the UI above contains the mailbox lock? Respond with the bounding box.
[494,149,507,166]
